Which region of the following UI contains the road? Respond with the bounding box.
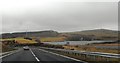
[1,47,85,63]
[44,47,120,58]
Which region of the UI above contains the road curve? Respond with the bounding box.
[2,47,85,63]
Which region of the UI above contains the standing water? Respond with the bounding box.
[43,40,114,45]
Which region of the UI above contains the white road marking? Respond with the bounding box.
[0,50,21,59]
[30,49,40,61]
[0,52,15,59]
[39,49,87,63]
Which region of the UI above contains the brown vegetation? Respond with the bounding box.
[63,45,119,54]
[40,37,66,42]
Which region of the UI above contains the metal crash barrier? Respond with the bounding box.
[40,47,120,61]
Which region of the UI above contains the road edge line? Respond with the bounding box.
[0,49,21,59]
[39,48,87,63]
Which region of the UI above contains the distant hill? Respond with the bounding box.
[62,29,118,40]
[1,30,59,38]
[67,29,118,36]
[1,29,119,40]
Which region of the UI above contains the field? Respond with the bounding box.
[92,43,120,46]
[0,38,37,52]
[40,37,66,42]
[1,38,37,44]
[63,44,119,54]
[64,29,118,40]
[1,37,66,44]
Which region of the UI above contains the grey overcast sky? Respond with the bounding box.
[1,0,118,33]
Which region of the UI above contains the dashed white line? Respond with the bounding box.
[39,48,87,63]
[30,49,40,61]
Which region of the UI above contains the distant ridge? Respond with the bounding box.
[1,30,59,38]
[62,29,118,40]
[81,29,118,32]
[1,29,119,40]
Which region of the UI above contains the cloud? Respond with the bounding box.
[2,2,118,33]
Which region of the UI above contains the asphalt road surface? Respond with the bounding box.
[1,47,85,63]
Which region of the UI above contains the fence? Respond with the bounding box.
[40,47,120,62]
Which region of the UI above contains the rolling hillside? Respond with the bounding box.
[1,38,37,44]
[1,30,59,38]
[1,29,119,41]
[63,29,118,40]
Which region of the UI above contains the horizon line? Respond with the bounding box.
[1,28,119,34]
